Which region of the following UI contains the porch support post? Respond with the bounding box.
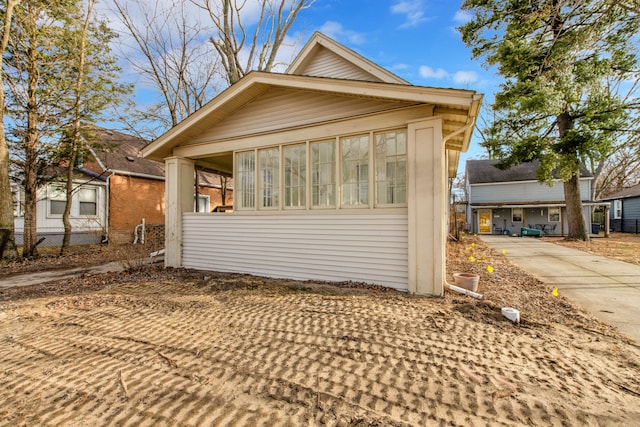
[604,205,610,238]
[164,156,195,267]
[407,117,445,296]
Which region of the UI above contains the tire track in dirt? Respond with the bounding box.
[0,280,639,426]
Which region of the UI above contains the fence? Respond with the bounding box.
[610,219,640,234]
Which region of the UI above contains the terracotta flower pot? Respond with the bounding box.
[453,273,480,292]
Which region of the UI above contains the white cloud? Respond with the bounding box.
[390,0,427,28]
[453,70,478,84]
[419,65,449,79]
[453,10,472,24]
[319,21,366,45]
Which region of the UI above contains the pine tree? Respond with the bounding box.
[460,0,640,240]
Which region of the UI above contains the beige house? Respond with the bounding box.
[142,33,482,296]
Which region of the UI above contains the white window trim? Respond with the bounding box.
[234,150,257,211]
[374,129,408,208]
[78,187,98,217]
[231,127,410,213]
[339,133,370,209]
[283,143,307,210]
[310,138,337,210]
[258,147,280,211]
[195,194,211,212]
[548,207,560,222]
[613,200,622,219]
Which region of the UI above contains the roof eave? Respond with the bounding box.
[142,72,482,162]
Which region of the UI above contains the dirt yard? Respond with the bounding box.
[0,236,639,426]
[544,232,640,266]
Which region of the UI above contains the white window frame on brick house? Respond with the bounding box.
[194,194,211,212]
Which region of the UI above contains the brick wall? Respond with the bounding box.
[107,174,233,244]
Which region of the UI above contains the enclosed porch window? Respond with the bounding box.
[233,128,407,212]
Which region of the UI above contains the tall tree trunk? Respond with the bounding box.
[220,176,227,205]
[0,0,20,260]
[60,151,75,255]
[564,174,589,240]
[61,0,93,256]
[557,111,589,241]
[22,4,40,258]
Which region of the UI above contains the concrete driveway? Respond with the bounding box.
[480,235,640,343]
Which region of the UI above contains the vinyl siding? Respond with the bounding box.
[188,88,415,144]
[623,197,640,219]
[298,47,383,82]
[470,179,591,203]
[14,184,106,234]
[182,212,409,291]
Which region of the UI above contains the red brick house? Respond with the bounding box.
[13,127,232,246]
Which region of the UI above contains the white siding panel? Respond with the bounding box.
[300,47,382,82]
[470,179,592,203]
[189,88,414,144]
[182,213,409,291]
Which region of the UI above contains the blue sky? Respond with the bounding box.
[287,0,497,165]
[106,0,496,169]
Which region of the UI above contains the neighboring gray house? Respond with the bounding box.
[601,183,640,233]
[465,159,608,236]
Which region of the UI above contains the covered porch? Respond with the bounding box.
[470,202,611,237]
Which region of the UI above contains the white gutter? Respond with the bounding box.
[107,169,165,181]
[103,174,111,243]
[443,116,476,147]
[469,202,611,208]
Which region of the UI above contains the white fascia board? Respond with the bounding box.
[142,72,481,161]
[469,177,591,186]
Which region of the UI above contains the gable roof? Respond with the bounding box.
[286,32,409,84]
[601,183,640,200]
[142,33,482,178]
[83,127,224,186]
[466,159,593,184]
[86,128,164,179]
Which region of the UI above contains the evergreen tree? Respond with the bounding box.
[57,0,130,255]
[460,0,640,240]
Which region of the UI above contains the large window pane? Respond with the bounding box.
[284,144,306,208]
[236,151,255,209]
[341,135,369,206]
[259,148,279,209]
[375,130,406,205]
[49,186,66,215]
[79,187,97,215]
[311,140,335,207]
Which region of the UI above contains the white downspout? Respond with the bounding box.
[102,174,111,243]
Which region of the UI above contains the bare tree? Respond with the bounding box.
[0,0,21,260]
[111,0,221,134]
[193,0,313,84]
[594,143,640,199]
